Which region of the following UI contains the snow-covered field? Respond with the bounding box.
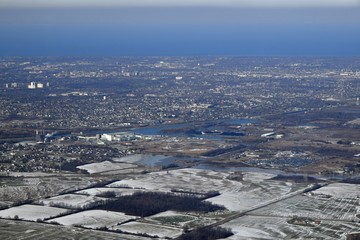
[252,188,360,222]
[222,215,360,240]
[48,210,137,229]
[0,204,68,221]
[112,222,183,238]
[39,194,105,209]
[147,211,197,227]
[312,183,360,198]
[76,161,137,174]
[5,172,58,177]
[112,154,184,167]
[226,183,360,239]
[76,187,144,197]
[107,169,303,211]
[4,167,357,239]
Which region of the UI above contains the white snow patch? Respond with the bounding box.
[206,192,256,211]
[48,210,137,229]
[229,226,276,239]
[112,222,182,238]
[0,204,68,221]
[76,161,137,174]
[76,187,144,197]
[39,194,105,209]
[312,183,360,198]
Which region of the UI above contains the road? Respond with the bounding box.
[197,183,327,230]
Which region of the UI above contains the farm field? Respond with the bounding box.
[251,183,360,221]
[112,221,183,238]
[311,183,360,198]
[76,187,144,197]
[0,219,151,240]
[221,215,360,239]
[221,183,360,239]
[107,169,306,211]
[38,194,105,209]
[76,161,138,174]
[146,210,221,229]
[2,169,359,239]
[0,204,68,221]
[0,175,100,206]
[147,210,197,227]
[112,154,170,165]
[48,210,137,229]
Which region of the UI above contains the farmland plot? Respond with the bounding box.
[251,184,360,222]
[112,154,169,165]
[76,187,144,197]
[76,161,137,174]
[0,175,99,205]
[312,183,360,198]
[48,210,137,229]
[221,215,360,239]
[107,169,305,211]
[147,210,221,228]
[38,194,105,209]
[112,222,183,238]
[0,204,68,221]
[147,211,197,227]
[0,219,151,240]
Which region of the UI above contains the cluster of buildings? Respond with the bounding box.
[3,82,50,89]
[0,57,359,131]
[27,82,49,89]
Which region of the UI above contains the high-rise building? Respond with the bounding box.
[35,130,45,142]
[28,82,36,89]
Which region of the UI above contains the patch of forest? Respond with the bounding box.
[179,226,233,240]
[96,191,225,217]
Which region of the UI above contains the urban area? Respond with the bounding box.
[0,56,360,239]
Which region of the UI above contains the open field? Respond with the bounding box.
[312,183,360,198]
[219,183,360,239]
[0,219,151,240]
[2,169,359,239]
[146,210,221,229]
[112,221,183,238]
[0,175,102,207]
[48,210,137,229]
[222,215,360,239]
[38,194,105,209]
[76,161,137,174]
[147,210,197,227]
[76,187,144,197]
[251,183,360,221]
[0,204,68,221]
[108,169,305,212]
[251,194,359,222]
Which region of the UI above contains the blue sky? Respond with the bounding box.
[1,1,360,56]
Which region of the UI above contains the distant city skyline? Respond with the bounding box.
[0,1,359,56]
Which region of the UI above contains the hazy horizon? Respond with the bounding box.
[1,2,359,56]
